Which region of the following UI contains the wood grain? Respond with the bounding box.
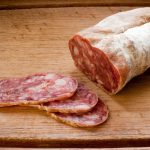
[0,148,150,150]
[0,6,150,148]
[0,0,149,10]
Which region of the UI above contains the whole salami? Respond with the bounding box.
[37,83,98,114]
[0,72,78,107]
[69,8,150,94]
[49,99,109,127]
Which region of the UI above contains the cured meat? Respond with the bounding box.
[37,83,98,114]
[49,99,109,127]
[0,72,78,107]
[69,8,150,94]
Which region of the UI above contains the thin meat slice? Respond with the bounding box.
[69,8,150,94]
[49,99,109,127]
[0,72,78,107]
[37,83,98,114]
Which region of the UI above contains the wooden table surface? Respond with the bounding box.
[0,0,150,9]
[0,148,150,150]
[0,1,150,148]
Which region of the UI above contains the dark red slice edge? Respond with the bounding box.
[0,72,78,107]
[49,98,109,127]
[37,83,98,114]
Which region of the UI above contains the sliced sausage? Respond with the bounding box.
[37,83,98,114]
[49,99,109,127]
[0,72,78,107]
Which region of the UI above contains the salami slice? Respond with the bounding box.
[0,72,78,107]
[37,83,98,114]
[69,8,150,94]
[49,99,109,127]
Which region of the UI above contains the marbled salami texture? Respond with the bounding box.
[0,72,78,107]
[69,8,150,94]
[50,99,109,127]
[37,83,98,114]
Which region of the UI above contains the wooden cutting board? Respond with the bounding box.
[0,6,150,148]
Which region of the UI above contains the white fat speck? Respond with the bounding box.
[87,114,98,119]
[95,75,99,80]
[73,47,79,56]
[55,79,66,86]
[76,104,89,109]
[84,120,95,125]
[18,93,29,100]
[26,79,32,83]
[95,75,103,84]
[28,87,36,91]
[26,79,34,83]
[83,53,87,58]
[91,64,95,68]
[45,73,55,80]
[28,83,48,92]
[97,79,103,85]
[88,50,93,56]
[71,116,80,122]
[78,59,82,65]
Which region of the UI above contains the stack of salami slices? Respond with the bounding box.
[0,72,109,127]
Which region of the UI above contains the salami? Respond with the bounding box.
[0,72,78,107]
[37,83,98,114]
[49,99,109,127]
[69,8,150,94]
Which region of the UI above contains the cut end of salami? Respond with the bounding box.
[69,8,150,94]
[69,35,120,94]
[49,99,109,127]
[39,83,98,114]
[0,72,78,107]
